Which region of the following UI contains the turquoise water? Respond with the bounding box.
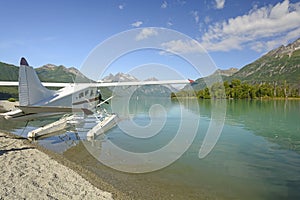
[1,99,300,199]
[70,98,300,199]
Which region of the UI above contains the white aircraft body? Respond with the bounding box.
[0,58,192,122]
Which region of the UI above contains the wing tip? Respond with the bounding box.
[20,57,29,66]
[188,79,195,83]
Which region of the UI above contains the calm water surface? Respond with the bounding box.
[1,99,300,199]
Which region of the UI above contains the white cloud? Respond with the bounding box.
[161,1,168,9]
[131,21,143,27]
[167,20,173,26]
[161,39,205,54]
[200,0,300,52]
[176,0,186,6]
[204,16,211,24]
[215,0,225,9]
[136,28,158,41]
[118,4,125,10]
[191,11,199,23]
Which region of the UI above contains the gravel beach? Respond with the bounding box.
[0,131,114,200]
[0,100,18,113]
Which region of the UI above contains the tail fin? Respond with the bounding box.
[19,57,55,106]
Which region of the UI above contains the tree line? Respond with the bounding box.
[172,79,300,99]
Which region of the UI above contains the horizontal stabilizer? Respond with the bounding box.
[17,106,93,115]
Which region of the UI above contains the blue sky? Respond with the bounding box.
[0,0,300,80]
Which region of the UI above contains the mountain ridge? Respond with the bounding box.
[0,62,91,83]
[0,62,92,99]
[188,38,300,91]
[231,38,300,84]
[101,73,178,97]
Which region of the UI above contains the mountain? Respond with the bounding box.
[0,62,19,81]
[0,62,91,83]
[102,72,139,82]
[214,68,239,77]
[183,68,238,91]
[0,62,19,99]
[101,73,177,97]
[36,64,91,83]
[186,38,300,91]
[0,62,92,99]
[144,77,179,92]
[231,38,300,85]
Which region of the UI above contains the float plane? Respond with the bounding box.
[0,58,192,138]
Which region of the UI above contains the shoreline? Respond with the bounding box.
[172,96,300,100]
[0,131,130,200]
[0,100,19,113]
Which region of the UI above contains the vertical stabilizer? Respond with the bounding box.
[19,57,55,106]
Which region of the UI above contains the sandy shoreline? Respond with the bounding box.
[0,131,120,200]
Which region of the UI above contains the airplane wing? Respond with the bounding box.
[0,79,192,87]
[92,79,192,87]
[0,81,72,87]
[0,81,19,86]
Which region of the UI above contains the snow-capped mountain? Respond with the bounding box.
[101,72,139,82]
[101,73,178,97]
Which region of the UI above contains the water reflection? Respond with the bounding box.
[1,99,299,156]
[179,99,300,154]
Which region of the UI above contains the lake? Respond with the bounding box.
[2,98,300,199]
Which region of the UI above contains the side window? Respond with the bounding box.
[90,90,94,97]
[85,90,89,96]
[79,92,84,98]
